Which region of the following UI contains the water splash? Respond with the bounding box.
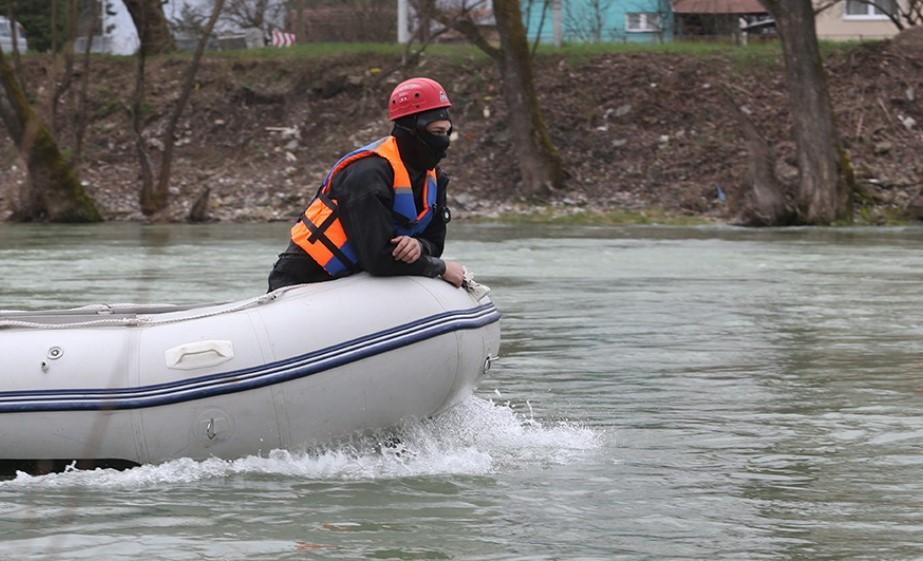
[0,396,599,489]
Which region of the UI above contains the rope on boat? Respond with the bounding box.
[0,291,283,330]
[1,277,490,330]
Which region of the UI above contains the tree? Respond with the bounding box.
[294,0,304,43]
[0,0,68,52]
[564,0,615,42]
[48,0,79,137]
[123,0,175,54]
[522,0,552,52]
[756,0,853,224]
[132,0,224,217]
[0,44,101,222]
[422,0,565,199]
[223,0,285,44]
[876,0,923,29]
[73,0,101,165]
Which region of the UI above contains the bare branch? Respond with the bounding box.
[530,0,552,57]
[835,0,923,29]
[565,0,616,42]
[74,0,100,166]
[0,38,100,222]
[223,0,284,41]
[154,0,227,211]
[51,0,59,54]
[50,0,80,137]
[412,0,502,60]
[7,0,23,88]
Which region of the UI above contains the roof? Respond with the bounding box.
[672,0,768,14]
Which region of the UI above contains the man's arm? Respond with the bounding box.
[334,158,446,278]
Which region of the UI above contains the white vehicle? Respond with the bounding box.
[0,16,28,54]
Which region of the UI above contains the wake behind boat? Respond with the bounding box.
[0,274,500,467]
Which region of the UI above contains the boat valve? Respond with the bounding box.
[41,347,64,373]
[206,418,217,440]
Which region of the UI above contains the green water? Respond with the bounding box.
[1,223,922,561]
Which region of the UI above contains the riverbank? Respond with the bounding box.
[1,34,922,225]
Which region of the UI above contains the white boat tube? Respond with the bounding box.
[0,274,501,465]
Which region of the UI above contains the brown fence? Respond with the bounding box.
[288,2,397,43]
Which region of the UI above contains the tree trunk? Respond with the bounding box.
[123,0,175,54]
[132,25,156,215]
[187,187,211,222]
[0,47,100,222]
[50,0,79,137]
[492,0,565,199]
[7,1,24,85]
[763,0,853,224]
[73,0,99,165]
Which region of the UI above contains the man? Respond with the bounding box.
[268,77,466,291]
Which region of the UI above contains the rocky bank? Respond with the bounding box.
[1,30,922,224]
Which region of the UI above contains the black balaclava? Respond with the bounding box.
[392,108,452,171]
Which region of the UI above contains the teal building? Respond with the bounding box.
[523,0,674,44]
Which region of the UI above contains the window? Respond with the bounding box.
[844,0,896,19]
[626,13,661,32]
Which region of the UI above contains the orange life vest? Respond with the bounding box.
[290,136,439,277]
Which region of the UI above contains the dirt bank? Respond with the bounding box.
[1,36,922,224]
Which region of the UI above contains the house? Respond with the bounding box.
[672,0,771,41]
[523,0,673,44]
[814,0,902,41]
[73,0,138,55]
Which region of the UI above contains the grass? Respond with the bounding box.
[26,38,870,68]
[202,38,871,72]
[852,205,913,226]
[539,39,778,59]
[213,40,768,61]
[210,41,489,62]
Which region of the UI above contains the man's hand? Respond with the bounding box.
[441,260,465,288]
[391,235,422,263]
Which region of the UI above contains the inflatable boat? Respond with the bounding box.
[0,274,500,466]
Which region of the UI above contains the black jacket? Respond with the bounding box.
[268,155,448,291]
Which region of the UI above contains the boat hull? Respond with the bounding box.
[0,275,500,464]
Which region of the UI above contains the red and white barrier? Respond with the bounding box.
[271,30,296,47]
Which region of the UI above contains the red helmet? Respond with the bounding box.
[387,77,452,121]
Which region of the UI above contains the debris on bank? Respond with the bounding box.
[1,33,922,224]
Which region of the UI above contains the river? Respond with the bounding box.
[1,222,922,561]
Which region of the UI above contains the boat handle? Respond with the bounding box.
[164,340,235,370]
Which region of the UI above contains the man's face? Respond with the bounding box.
[425,120,452,136]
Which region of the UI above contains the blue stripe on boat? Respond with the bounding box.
[0,303,501,413]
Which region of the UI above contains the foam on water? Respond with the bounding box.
[0,396,600,489]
